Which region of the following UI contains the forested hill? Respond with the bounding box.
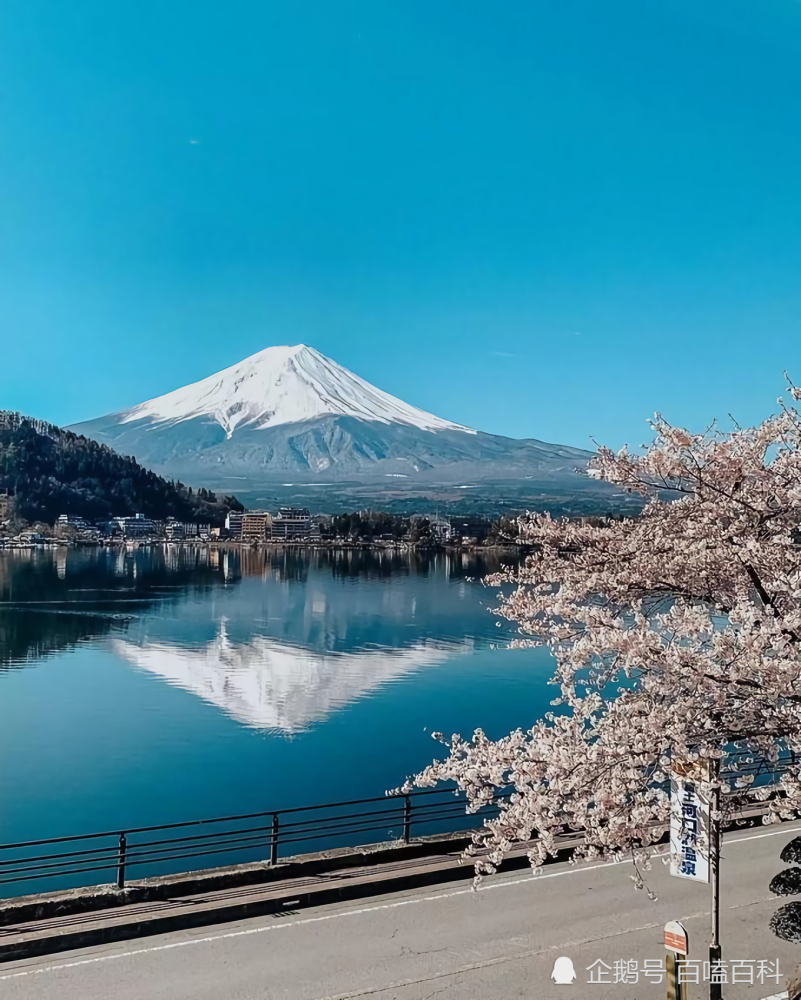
[0,411,243,526]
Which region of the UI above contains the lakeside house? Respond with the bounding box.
[225,512,245,539]
[271,507,313,540]
[241,513,273,541]
[104,514,158,539]
[429,517,453,543]
[448,516,491,543]
[165,519,211,540]
[56,514,96,536]
[18,530,46,544]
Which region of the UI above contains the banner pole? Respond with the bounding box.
[709,759,722,1000]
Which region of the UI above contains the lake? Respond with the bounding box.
[0,546,555,860]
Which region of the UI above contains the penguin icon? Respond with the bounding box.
[551,956,577,984]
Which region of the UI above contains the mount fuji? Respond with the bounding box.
[69,345,598,494]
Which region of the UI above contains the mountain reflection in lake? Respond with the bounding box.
[0,546,554,846]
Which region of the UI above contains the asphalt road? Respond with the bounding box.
[2,822,801,1000]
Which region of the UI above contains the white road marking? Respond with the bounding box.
[727,824,801,844]
[0,858,643,982]
[1,821,799,984]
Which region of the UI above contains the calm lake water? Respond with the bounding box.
[0,546,555,856]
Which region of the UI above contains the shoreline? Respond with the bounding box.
[0,538,527,554]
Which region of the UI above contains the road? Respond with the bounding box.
[1,822,800,1000]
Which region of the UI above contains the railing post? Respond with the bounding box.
[270,813,279,865]
[403,795,412,844]
[116,832,127,889]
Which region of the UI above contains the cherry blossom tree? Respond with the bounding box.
[403,377,801,887]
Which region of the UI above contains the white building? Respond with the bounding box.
[271,507,312,540]
[109,514,157,538]
[165,519,211,540]
[225,512,245,539]
[429,517,453,542]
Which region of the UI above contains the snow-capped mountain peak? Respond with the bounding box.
[70,343,600,490]
[120,344,475,438]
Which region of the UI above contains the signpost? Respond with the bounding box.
[664,920,689,1000]
[665,920,689,955]
[670,759,722,1000]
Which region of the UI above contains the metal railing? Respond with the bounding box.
[1,750,795,899]
[0,788,507,897]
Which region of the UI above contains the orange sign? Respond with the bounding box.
[664,920,689,956]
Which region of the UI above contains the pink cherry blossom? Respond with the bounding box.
[401,375,801,885]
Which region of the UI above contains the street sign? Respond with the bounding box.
[670,761,711,882]
[664,920,689,956]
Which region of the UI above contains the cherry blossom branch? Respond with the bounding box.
[403,377,801,880]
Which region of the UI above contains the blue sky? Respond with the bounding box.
[1,0,801,451]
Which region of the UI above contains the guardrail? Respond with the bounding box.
[0,788,508,897]
[1,749,795,899]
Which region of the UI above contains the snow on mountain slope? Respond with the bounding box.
[69,343,606,492]
[120,344,474,438]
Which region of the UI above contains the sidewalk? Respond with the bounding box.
[0,797,772,965]
[0,832,563,963]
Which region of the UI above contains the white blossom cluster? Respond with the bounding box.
[402,377,801,883]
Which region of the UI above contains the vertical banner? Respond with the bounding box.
[670,761,711,883]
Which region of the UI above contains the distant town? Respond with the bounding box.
[0,492,615,550]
